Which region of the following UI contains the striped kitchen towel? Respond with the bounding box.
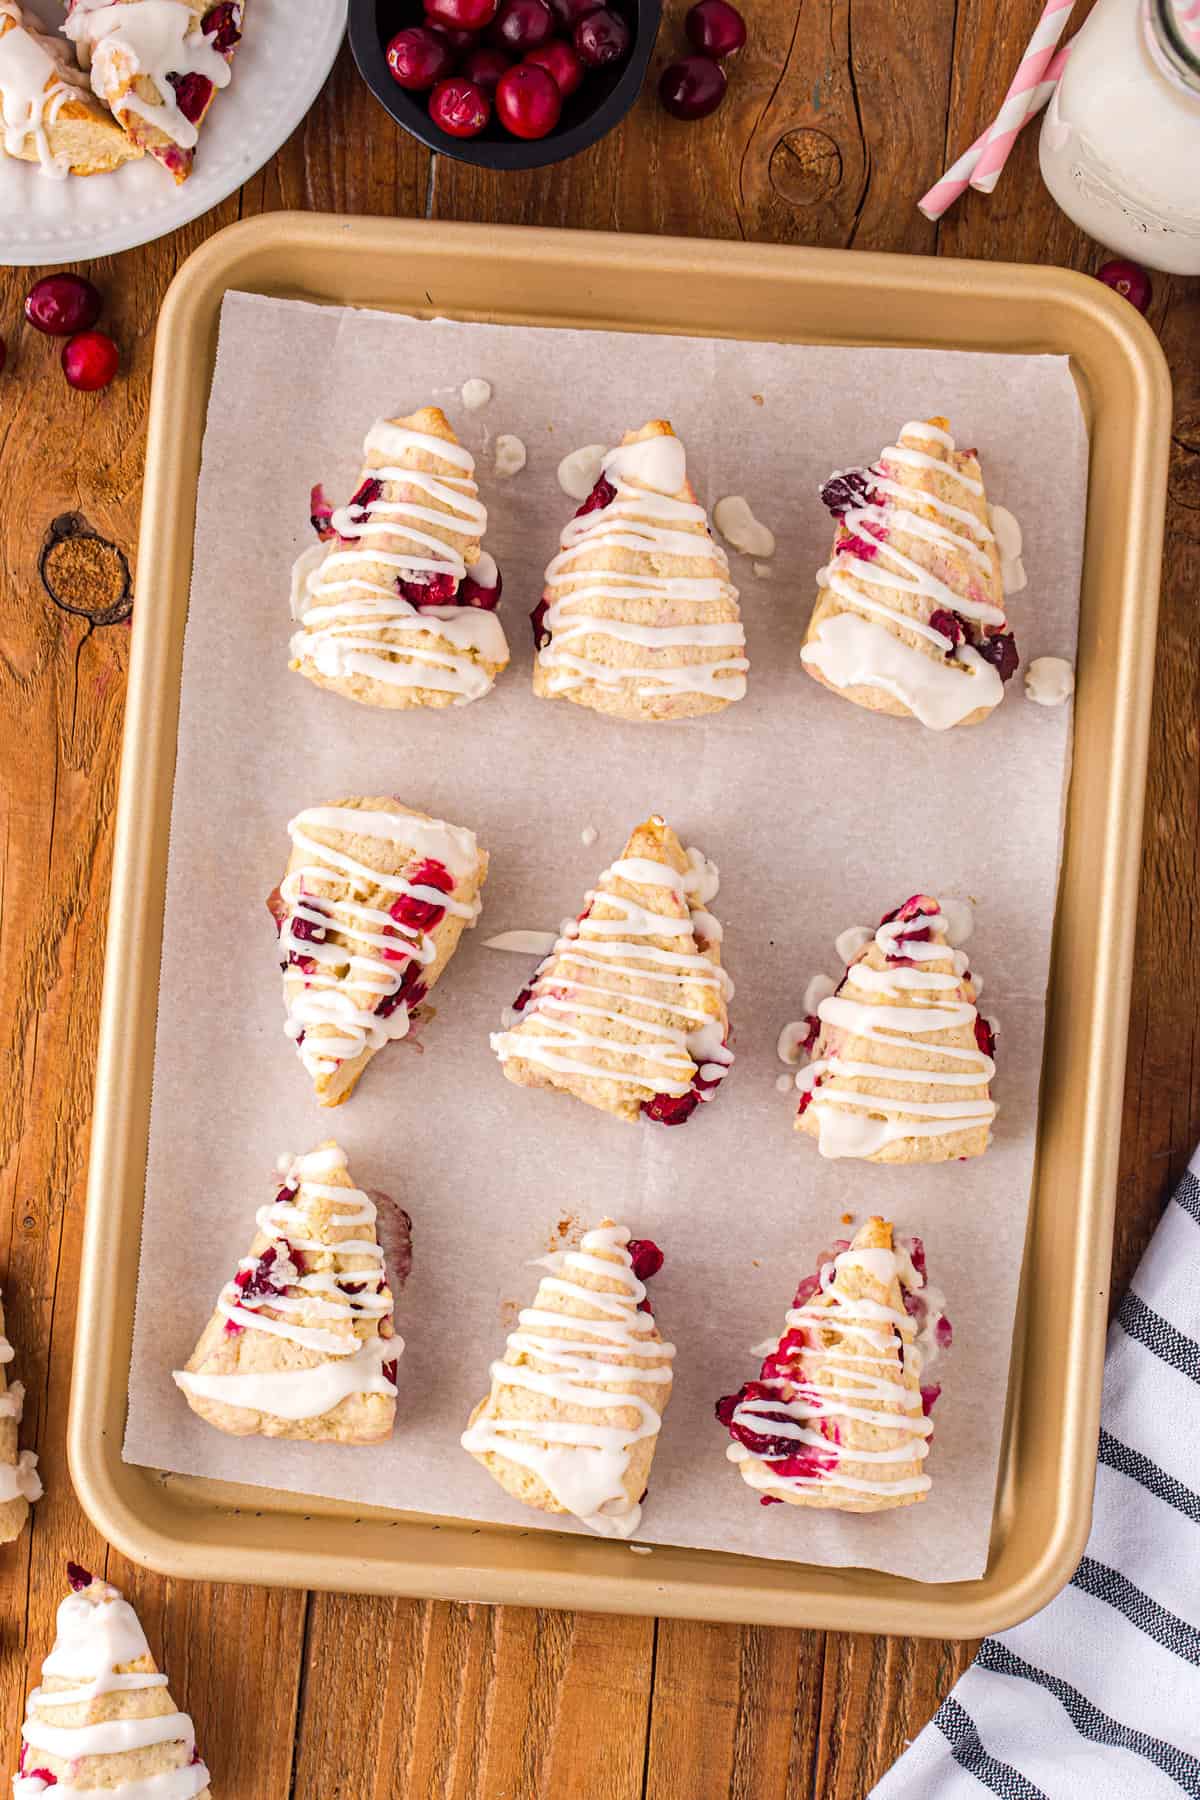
[872,1153,1200,1800]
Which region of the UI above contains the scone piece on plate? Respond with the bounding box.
[0,1284,42,1544]
[0,1,140,177]
[292,405,510,708]
[174,1141,404,1443]
[15,1562,212,1796]
[462,1222,673,1537]
[533,420,747,722]
[801,417,1017,729]
[717,1216,950,1512]
[63,0,244,184]
[794,893,995,1163]
[491,813,732,1125]
[268,797,488,1107]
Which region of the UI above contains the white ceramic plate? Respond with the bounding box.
[1,0,347,265]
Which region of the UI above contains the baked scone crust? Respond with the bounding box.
[533,419,746,723]
[491,814,731,1124]
[462,1219,674,1536]
[0,2,140,177]
[801,417,1015,729]
[0,1287,40,1545]
[291,405,510,710]
[795,894,994,1164]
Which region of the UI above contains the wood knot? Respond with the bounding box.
[40,513,132,627]
[768,129,843,207]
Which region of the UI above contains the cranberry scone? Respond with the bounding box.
[801,417,1018,729]
[717,1217,951,1512]
[491,814,733,1125]
[532,420,747,721]
[174,1142,404,1443]
[63,0,243,185]
[293,406,509,708]
[14,1562,212,1799]
[462,1222,673,1538]
[0,1,139,177]
[269,798,488,1107]
[0,1285,42,1544]
[793,894,995,1163]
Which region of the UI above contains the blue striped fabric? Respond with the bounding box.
[872,1156,1200,1800]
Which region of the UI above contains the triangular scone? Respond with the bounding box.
[0,1286,41,1544]
[801,417,1018,730]
[532,420,747,722]
[491,814,732,1124]
[63,0,243,185]
[173,1142,403,1443]
[291,406,510,709]
[717,1217,950,1512]
[15,1564,212,1797]
[795,894,994,1163]
[269,797,488,1107]
[462,1221,674,1537]
[0,2,140,177]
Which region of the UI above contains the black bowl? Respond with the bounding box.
[349,0,661,170]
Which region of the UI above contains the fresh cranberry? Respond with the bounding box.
[495,62,562,135]
[524,37,583,93]
[574,474,615,516]
[398,571,458,606]
[390,857,454,932]
[627,1238,664,1280]
[928,607,964,648]
[428,75,492,135]
[530,598,551,649]
[977,630,1019,682]
[24,273,102,336]
[289,912,326,945]
[309,483,335,540]
[201,1,242,49]
[61,331,120,392]
[820,468,878,516]
[426,18,479,50]
[382,1358,399,1384]
[491,0,554,51]
[575,5,629,63]
[66,1561,94,1591]
[658,53,725,118]
[460,564,503,607]
[1095,258,1152,315]
[684,0,745,55]
[387,25,455,88]
[642,1089,700,1125]
[974,1015,996,1059]
[462,43,512,90]
[377,966,427,1018]
[426,0,498,26]
[167,70,213,122]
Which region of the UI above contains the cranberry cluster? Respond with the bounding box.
[6,274,120,392]
[657,0,745,122]
[385,0,633,142]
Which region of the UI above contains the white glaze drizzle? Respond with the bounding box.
[173,1144,399,1423]
[64,0,233,151]
[537,434,747,704]
[0,3,88,179]
[290,419,509,705]
[461,1223,675,1537]
[278,805,480,1082]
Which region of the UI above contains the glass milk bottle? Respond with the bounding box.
[1038,0,1200,273]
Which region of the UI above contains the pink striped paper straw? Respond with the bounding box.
[918,43,1070,222]
[970,0,1075,193]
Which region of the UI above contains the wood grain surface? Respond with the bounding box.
[1,0,1196,1791]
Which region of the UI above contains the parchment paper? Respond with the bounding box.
[123,291,1087,1582]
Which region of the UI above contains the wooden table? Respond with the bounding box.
[1,5,1196,1790]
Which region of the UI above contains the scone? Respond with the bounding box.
[14,1564,211,1798]
[63,0,243,184]
[173,1141,403,1443]
[532,420,747,722]
[801,417,1018,729]
[0,1,140,177]
[717,1217,950,1512]
[0,1285,41,1544]
[268,797,488,1106]
[462,1222,674,1537]
[491,814,732,1124]
[292,406,510,708]
[794,893,995,1163]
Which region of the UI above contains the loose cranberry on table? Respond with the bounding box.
[61,331,120,392]
[428,75,492,135]
[461,44,512,91]
[425,0,498,29]
[524,37,583,93]
[386,25,455,89]
[1095,258,1152,315]
[574,6,629,65]
[495,61,562,136]
[491,0,554,53]
[658,53,726,119]
[684,0,745,56]
[24,273,103,337]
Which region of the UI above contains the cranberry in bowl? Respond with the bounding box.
[350,0,659,168]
